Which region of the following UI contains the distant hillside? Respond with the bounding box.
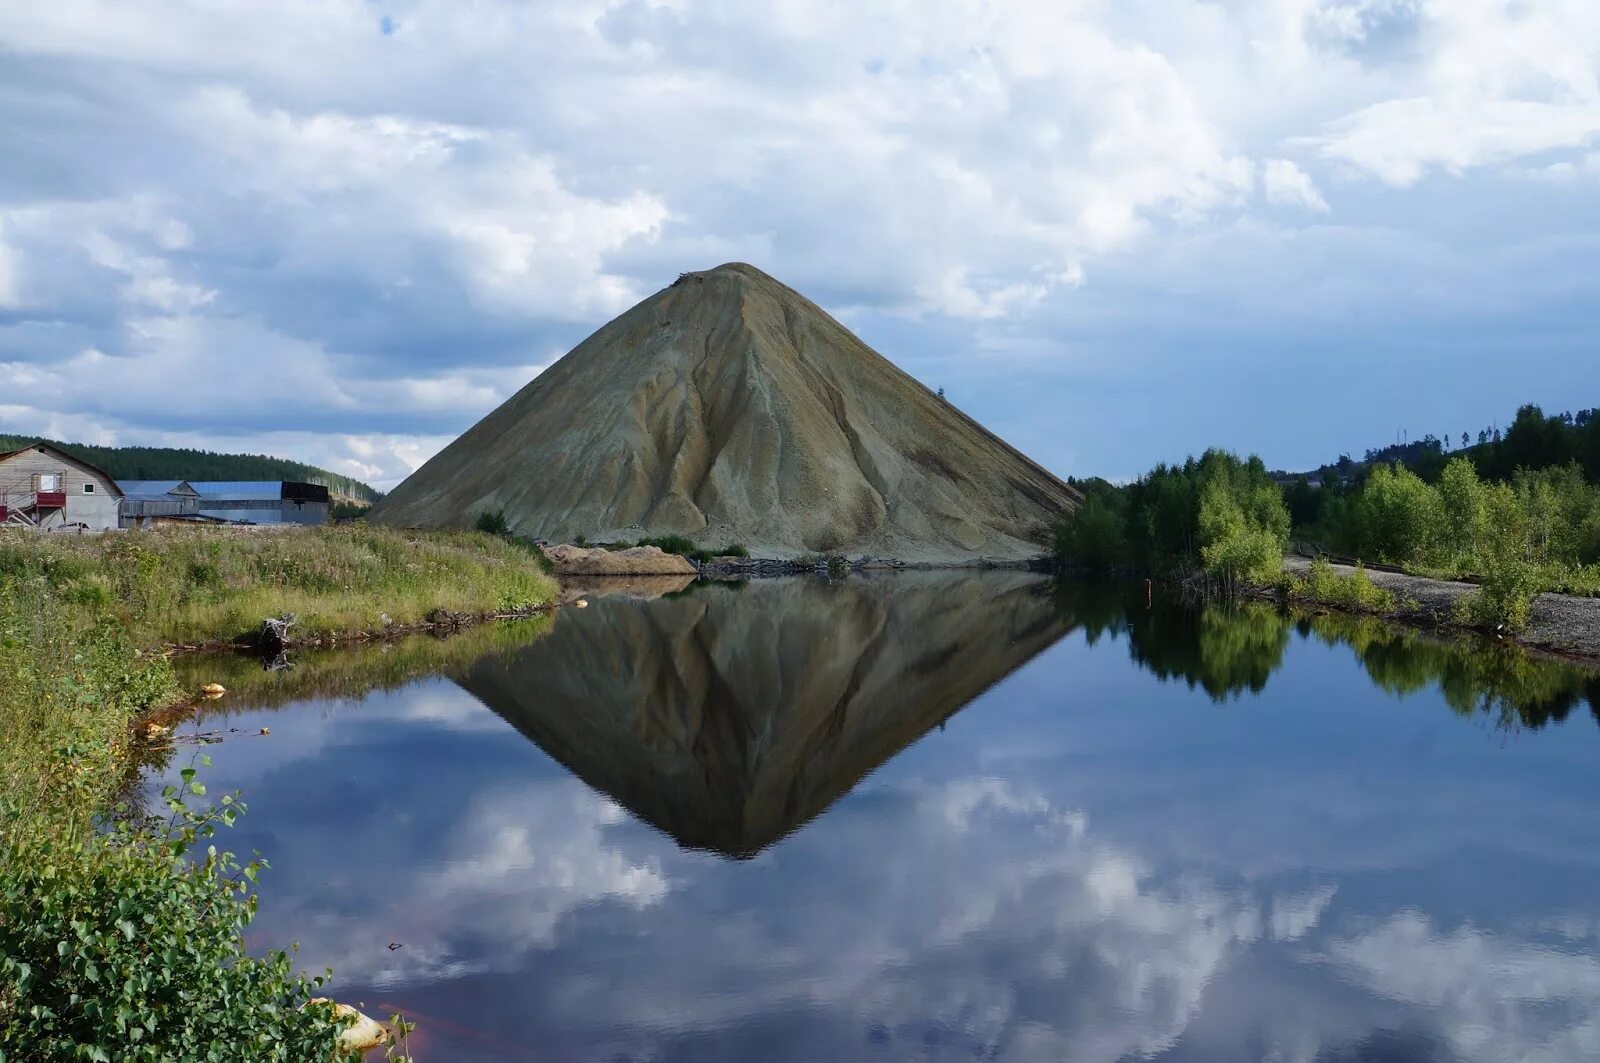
[0,435,382,503]
[1275,403,1600,488]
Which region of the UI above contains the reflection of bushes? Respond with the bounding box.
[1052,580,1291,702]
[1053,577,1600,729]
[170,613,556,715]
[1300,610,1600,731]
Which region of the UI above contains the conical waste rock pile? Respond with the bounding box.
[373,263,1078,561]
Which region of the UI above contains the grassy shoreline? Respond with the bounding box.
[1,523,557,650]
[0,524,556,1059]
[1269,555,1600,663]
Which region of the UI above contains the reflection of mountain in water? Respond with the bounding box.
[459,573,1069,857]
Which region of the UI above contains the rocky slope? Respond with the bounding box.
[373,263,1079,561]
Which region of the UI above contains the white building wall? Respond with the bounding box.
[0,448,122,531]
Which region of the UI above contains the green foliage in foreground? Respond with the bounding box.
[1055,450,1289,590]
[0,790,348,1062]
[0,526,547,1057]
[0,524,557,647]
[0,579,176,832]
[0,582,355,1061]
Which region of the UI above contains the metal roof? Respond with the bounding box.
[117,480,200,499]
[186,481,286,500]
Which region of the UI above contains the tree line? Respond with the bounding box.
[0,434,381,503]
[1056,402,1600,629]
[1291,403,1600,489]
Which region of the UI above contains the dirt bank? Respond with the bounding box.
[1282,556,1600,661]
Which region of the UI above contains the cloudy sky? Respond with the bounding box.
[2,1,1598,489]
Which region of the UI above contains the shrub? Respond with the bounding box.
[474,510,510,536]
[1055,493,1129,569]
[636,534,696,557]
[0,786,349,1062]
[1053,450,1289,589]
[1352,463,1445,565]
[1458,552,1540,631]
[1294,557,1396,612]
[712,543,750,558]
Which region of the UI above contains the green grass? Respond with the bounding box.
[634,535,749,564]
[0,524,555,1058]
[0,524,558,648]
[0,579,359,1059]
[0,578,177,835]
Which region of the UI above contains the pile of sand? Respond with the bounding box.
[542,543,697,576]
[373,263,1080,561]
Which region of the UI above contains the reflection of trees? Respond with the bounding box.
[1052,581,1291,702]
[1299,612,1600,732]
[1051,578,1600,730]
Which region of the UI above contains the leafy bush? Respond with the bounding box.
[636,534,696,556]
[1055,450,1289,592]
[1458,552,1540,631]
[1350,463,1445,565]
[712,543,750,558]
[0,786,348,1062]
[474,510,510,536]
[1293,557,1396,612]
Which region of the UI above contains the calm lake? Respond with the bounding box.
[153,573,1600,1062]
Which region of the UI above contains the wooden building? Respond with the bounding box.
[187,481,330,525]
[118,481,204,529]
[0,442,124,531]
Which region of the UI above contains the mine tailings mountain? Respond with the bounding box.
[372,263,1081,561]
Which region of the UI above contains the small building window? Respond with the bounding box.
[83,483,96,494]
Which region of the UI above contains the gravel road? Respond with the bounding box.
[1283,556,1600,661]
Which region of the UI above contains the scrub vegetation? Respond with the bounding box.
[0,581,355,1060]
[0,523,557,647]
[1055,406,1600,632]
[0,524,552,1058]
[635,535,749,564]
[1055,450,1289,592]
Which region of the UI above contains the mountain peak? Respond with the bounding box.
[374,267,1078,561]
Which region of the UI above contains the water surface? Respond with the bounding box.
[155,574,1600,1062]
